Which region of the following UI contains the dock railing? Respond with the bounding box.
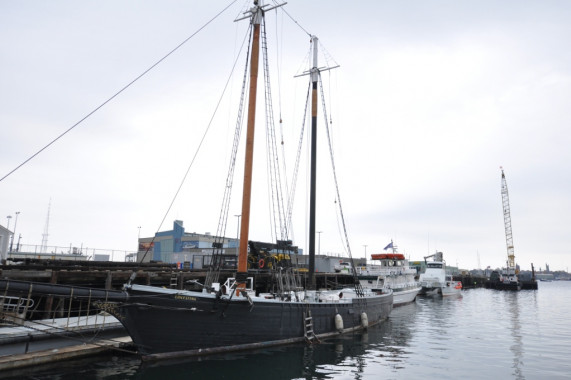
[7,244,133,262]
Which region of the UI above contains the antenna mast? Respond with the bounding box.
[41,199,51,253]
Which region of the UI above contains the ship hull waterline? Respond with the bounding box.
[392,286,422,306]
[0,279,392,360]
[99,284,393,361]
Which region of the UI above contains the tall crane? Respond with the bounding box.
[500,167,519,286]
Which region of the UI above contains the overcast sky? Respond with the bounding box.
[1,1,570,271]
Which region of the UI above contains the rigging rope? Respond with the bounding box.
[135,4,248,270]
[0,0,237,184]
[273,0,312,37]
[205,24,253,289]
[204,7,302,290]
[262,21,288,243]
[318,77,364,297]
[286,83,311,239]
[138,25,250,268]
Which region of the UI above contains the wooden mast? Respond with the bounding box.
[236,3,263,288]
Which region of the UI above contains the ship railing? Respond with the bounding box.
[0,295,34,314]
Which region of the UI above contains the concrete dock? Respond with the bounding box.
[0,335,133,371]
[0,313,132,371]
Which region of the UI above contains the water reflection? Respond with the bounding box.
[139,331,382,380]
[139,309,415,379]
[414,295,463,355]
[504,291,523,380]
[4,297,463,379]
[13,286,570,379]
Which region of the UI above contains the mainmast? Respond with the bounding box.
[308,36,319,289]
[298,35,338,289]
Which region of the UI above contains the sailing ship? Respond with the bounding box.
[0,1,392,360]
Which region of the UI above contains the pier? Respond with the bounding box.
[0,259,359,292]
[0,335,133,371]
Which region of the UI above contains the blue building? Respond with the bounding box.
[137,220,239,269]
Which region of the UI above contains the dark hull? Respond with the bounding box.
[102,285,393,360]
[0,279,392,360]
[484,280,522,290]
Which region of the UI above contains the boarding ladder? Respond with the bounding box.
[170,272,178,289]
[303,310,320,344]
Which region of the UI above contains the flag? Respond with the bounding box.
[383,242,393,250]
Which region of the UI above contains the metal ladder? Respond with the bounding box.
[170,273,178,289]
[303,310,320,344]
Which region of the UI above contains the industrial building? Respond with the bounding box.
[136,220,240,269]
[136,220,363,272]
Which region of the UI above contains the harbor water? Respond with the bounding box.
[4,281,570,379]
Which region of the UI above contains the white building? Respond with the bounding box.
[0,225,11,263]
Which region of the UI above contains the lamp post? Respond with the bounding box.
[6,215,11,230]
[317,231,322,255]
[363,244,368,257]
[9,212,20,253]
[137,226,142,258]
[234,214,241,246]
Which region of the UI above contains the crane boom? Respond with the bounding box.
[486,167,524,290]
[500,168,515,269]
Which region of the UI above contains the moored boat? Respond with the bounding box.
[418,251,462,297]
[0,1,392,360]
[356,242,422,306]
[334,261,352,273]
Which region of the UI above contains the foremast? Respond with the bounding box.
[235,1,285,292]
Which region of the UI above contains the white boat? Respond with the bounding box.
[418,251,462,297]
[356,244,422,306]
[334,261,352,273]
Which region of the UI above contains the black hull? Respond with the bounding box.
[484,281,522,291]
[0,279,392,360]
[102,285,392,360]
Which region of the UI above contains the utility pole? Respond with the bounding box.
[9,211,20,253]
[234,215,241,245]
[137,226,142,256]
